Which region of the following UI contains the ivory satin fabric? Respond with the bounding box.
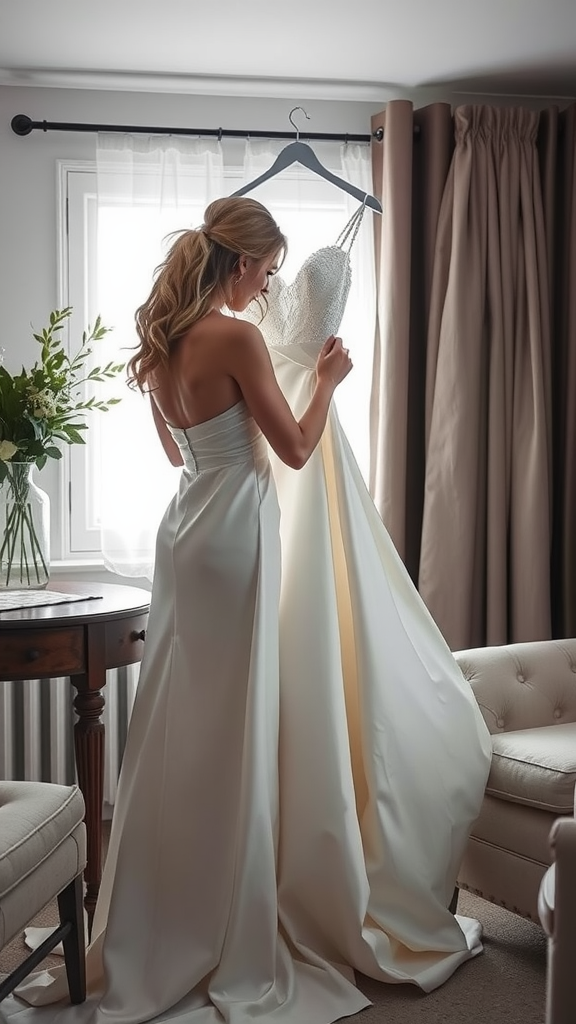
[6,233,492,1024]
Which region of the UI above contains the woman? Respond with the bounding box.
[15,198,361,1023]
[14,195,491,1024]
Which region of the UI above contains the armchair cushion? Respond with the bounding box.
[0,781,85,901]
[0,781,86,1004]
[488,723,576,813]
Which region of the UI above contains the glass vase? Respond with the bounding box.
[0,462,50,589]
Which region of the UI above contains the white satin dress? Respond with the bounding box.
[7,215,492,1024]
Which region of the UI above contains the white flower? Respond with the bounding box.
[0,440,18,462]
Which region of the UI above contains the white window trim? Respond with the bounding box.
[56,161,102,562]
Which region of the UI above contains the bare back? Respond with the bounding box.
[150,310,244,431]
[146,306,351,472]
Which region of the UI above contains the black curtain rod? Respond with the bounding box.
[11,114,385,143]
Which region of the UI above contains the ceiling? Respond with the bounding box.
[0,0,575,101]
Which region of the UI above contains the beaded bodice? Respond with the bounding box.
[240,203,366,365]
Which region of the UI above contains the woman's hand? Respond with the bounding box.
[315,335,353,390]
[228,322,353,470]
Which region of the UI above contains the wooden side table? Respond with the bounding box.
[0,581,150,930]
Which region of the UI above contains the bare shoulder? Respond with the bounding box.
[221,316,264,346]
[189,310,263,350]
[210,316,269,368]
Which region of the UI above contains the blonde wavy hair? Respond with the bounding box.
[128,196,286,391]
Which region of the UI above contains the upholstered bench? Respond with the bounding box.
[453,639,576,921]
[0,781,86,1003]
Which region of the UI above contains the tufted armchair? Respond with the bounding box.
[0,781,86,1004]
[453,639,576,922]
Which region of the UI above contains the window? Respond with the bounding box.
[60,147,376,561]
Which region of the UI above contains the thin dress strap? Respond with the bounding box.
[335,199,368,254]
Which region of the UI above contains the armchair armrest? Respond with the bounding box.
[539,813,576,1024]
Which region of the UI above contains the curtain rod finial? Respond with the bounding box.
[11,114,33,136]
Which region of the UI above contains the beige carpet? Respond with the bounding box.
[0,826,547,1024]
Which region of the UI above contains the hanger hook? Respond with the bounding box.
[288,106,310,142]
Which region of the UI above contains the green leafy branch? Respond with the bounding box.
[0,307,124,480]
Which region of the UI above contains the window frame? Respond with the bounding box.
[56,161,99,561]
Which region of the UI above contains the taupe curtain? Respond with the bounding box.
[369,100,454,582]
[539,105,576,640]
[370,100,576,649]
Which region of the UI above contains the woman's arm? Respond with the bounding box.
[227,321,352,469]
[149,394,184,466]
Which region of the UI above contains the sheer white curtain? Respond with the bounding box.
[95,136,224,579]
[94,135,375,581]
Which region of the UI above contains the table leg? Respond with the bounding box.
[73,687,104,932]
[71,623,107,935]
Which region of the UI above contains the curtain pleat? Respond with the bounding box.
[541,105,576,638]
[420,106,552,649]
[369,101,453,581]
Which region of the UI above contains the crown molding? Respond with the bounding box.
[0,68,400,103]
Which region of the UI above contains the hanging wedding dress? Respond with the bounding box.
[6,207,492,1024]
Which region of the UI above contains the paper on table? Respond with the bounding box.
[0,590,102,612]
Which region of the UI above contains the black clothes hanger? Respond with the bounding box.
[232,107,382,214]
